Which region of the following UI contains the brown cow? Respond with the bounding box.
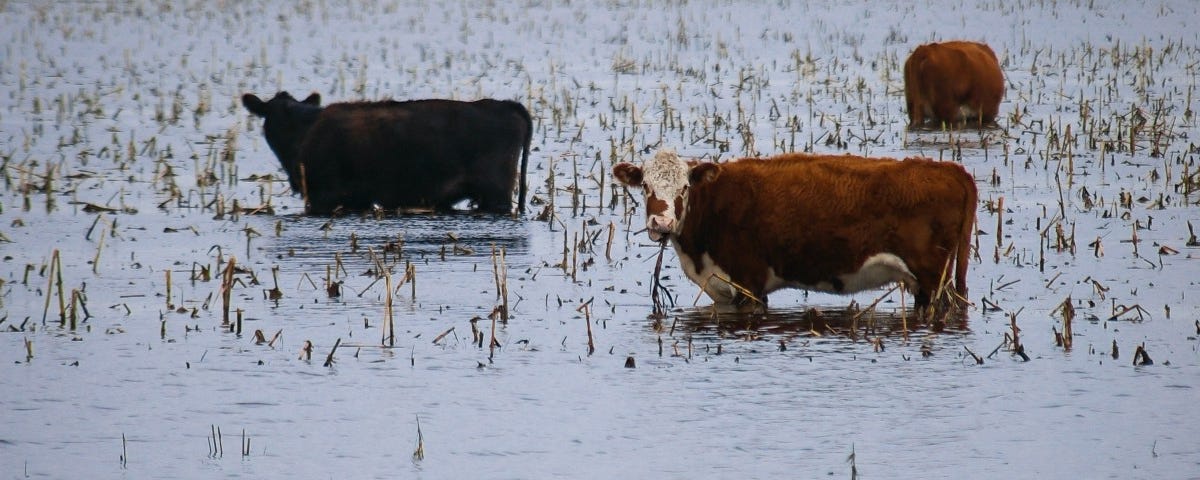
[613,150,977,309]
[904,41,1004,129]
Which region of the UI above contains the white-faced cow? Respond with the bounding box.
[904,41,1004,129]
[613,150,977,309]
[242,91,530,215]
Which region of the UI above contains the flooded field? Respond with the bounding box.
[2,0,1199,478]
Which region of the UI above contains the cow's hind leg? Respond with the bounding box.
[906,98,920,128]
[909,260,953,310]
[907,98,929,130]
[304,191,339,216]
[472,189,513,214]
[912,288,932,309]
[933,100,963,128]
[979,99,1001,127]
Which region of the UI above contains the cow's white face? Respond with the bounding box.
[612,149,695,242]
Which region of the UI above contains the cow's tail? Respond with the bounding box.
[955,168,978,298]
[515,101,532,214]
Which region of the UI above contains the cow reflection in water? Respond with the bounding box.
[663,304,969,348]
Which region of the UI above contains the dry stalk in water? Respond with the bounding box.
[849,284,901,323]
[42,249,65,324]
[412,415,425,461]
[383,273,394,346]
[964,345,983,364]
[1009,310,1029,361]
[577,297,595,355]
[266,266,282,300]
[605,221,616,261]
[650,241,671,318]
[1051,296,1075,350]
[488,308,498,363]
[324,337,341,367]
[221,256,237,325]
[1133,343,1153,366]
[432,326,456,345]
[491,245,509,323]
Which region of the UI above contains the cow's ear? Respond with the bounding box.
[689,163,721,186]
[242,94,268,116]
[612,163,643,187]
[302,93,321,106]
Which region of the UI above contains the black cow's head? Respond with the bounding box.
[242,91,322,185]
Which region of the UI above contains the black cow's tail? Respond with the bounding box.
[515,101,532,214]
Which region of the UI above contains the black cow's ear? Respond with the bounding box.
[612,163,643,187]
[302,93,321,106]
[242,94,267,116]
[689,163,721,186]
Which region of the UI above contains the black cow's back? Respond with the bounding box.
[296,98,531,214]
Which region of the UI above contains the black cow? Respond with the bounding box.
[242,91,531,215]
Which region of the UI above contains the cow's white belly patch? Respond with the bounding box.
[675,250,739,303]
[837,253,917,292]
[766,253,916,295]
[677,249,917,304]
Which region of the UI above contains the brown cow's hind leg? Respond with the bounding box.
[912,289,932,308]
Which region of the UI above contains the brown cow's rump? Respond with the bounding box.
[904,41,1004,129]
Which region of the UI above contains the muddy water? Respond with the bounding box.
[2,0,1199,478]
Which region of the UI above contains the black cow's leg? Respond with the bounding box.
[304,191,333,215]
[478,201,511,214]
[473,190,513,214]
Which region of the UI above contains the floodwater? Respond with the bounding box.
[2,0,1199,478]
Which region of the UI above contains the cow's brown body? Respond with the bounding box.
[613,151,977,308]
[904,41,1004,129]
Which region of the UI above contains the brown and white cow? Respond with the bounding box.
[904,41,1004,129]
[613,150,977,308]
